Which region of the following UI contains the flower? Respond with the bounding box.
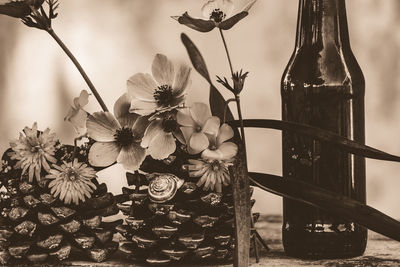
[0,0,43,18]
[172,0,257,32]
[46,158,97,205]
[141,112,185,160]
[128,54,191,116]
[201,123,238,160]
[9,122,57,182]
[64,90,89,135]
[177,102,220,154]
[187,158,232,192]
[86,93,148,171]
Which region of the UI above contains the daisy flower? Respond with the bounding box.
[46,159,97,205]
[9,123,57,182]
[86,93,148,171]
[187,158,232,193]
[128,54,191,116]
[141,112,184,160]
[173,0,257,32]
[177,102,220,154]
[64,90,89,135]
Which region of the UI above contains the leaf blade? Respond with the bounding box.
[229,119,400,162]
[249,171,400,242]
[181,33,212,84]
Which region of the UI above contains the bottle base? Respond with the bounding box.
[282,226,367,259]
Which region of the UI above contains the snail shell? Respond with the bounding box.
[147,173,184,203]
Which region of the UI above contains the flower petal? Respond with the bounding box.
[202,116,220,136]
[147,132,176,160]
[0,0,43,18]
[127,73,157,101]
[177,108,196,127]
[242,0,257,12]
[88,142,120,167]
[74,90,89,109]
[152,54,174,86]
[219,142,238,160]
[201,148,224,160]
[132,115,151,138]
[173,129,185,144]
[174,12,215,33]
[141,120,163,148]
[114,93,132,118]
[68,109,88,135]
[217,123,234,146]
[86,112,120,142]
[117,143,146,171]
[130,98,158,116]
[180,126,195,145]
[172,64,191,96]
[190,102,212,126]
[118,114,140,130]
[219,11,248,30]
[189,132,209,154]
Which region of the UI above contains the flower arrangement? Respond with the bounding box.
[2,0,400,266]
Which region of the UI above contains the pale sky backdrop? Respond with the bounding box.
[0,0,400,218]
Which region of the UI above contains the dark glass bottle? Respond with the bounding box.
[281,0,367,258]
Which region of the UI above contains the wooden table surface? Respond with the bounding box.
[20,215,400,266]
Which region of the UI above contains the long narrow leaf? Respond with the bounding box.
[181,33,212,84]
[229,119,400,162]
[181,32,235,123]
[249,172,400,242]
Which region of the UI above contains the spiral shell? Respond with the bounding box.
[147,173,184,203]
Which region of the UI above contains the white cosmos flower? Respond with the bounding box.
[86,93,148,172]
[127,54,191,116]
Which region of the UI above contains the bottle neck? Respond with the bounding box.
[295,0,350,48]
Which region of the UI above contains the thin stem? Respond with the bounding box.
[235,94,247,153]
[47,28,109,112]
[219,28,234,77]
[224,98,236,123]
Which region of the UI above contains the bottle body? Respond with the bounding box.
[281,0,367,258]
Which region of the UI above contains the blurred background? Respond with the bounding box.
[0,0,400,218]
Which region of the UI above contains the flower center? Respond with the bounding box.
[210,160,222,172]
[210,9,226,23]
[209,145,217,150]
[115,127,135,147]
[154,85,174,107]
[162,117,178,133]
[66,168,78,181]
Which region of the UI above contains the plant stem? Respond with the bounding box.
[47,28,109,112]
[219,28,234,77]
[235,94,247,153]
[218,29,247,148]
[219,27,250,267]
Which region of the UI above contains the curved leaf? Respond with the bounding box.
[181,33,236,123]
[229,119,400,162]
[249,171,400,242]
[181,33,212,84]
